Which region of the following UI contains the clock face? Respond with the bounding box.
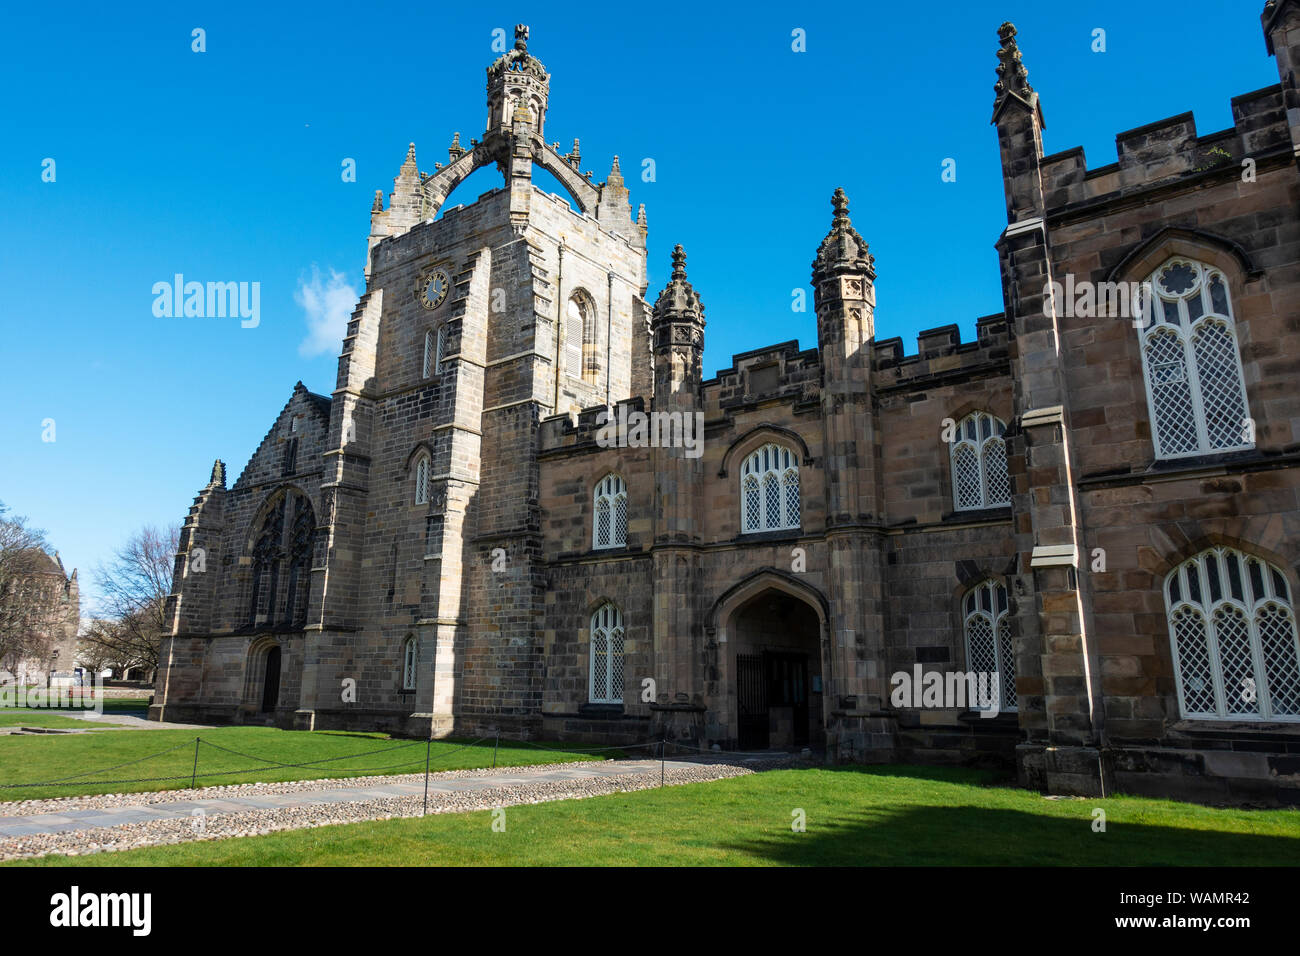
[419,270,449,310]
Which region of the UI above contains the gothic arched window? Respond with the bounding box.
[414,454,430,506]
[423,330,435,378]
[402,635,418,691]
[740,443,800,533]
[963,579,1016,712]
[1165,547,1300,721]
[593,473,627,550]
[248,490,315,628]
[950,412,1010,511]
[565,293,594,382]
[589,602,625,704]
[1140,257,1251,459]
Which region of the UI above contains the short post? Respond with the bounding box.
[493,730,499,769]
[422,736,432,817]
[191,736,200,790]
[660,737,665,788]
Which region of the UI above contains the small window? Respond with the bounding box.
[593,474,628,550]
[949,412,1010,511]
[423,330,435,378]
[415,455,430,505]
[402,635,417,691]
[739,443,800,533]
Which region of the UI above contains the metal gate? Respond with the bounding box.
[737,653,769,749]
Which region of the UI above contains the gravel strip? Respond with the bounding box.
[0,759,784,862]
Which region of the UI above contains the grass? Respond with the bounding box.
[10,764,1300,867]
[0,726,613,802]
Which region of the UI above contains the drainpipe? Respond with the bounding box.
[605,269,615,408]
[553,241,566,410]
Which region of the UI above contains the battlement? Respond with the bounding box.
[873,315,1009,386]
[704,340,821,410]
[1038,84,1289,212]
[539,395,648,453]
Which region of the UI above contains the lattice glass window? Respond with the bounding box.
[435,324,448,374]
[593,473,627,549]
[963,579,1016,712]
[1140,257,1251,460]
[414,455,430,505]
[402,636,417,691]
[423,330,435,379]
[739,443,800,533]
[1165,547,1300,721]
[949,412,1009,511]
[589,602,625,704]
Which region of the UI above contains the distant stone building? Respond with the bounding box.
[0,550,79,685]
[154,7,1300,804]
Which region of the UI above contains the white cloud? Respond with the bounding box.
[296,265,358,357]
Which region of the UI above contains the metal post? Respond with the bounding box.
[191,736,200,789]
[493,730,499,769]
[422,736,432,817]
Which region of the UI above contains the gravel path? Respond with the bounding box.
[0,755,799,862]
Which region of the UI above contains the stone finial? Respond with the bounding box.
[606,155,624,188]
[514,24,529,52]
[637,203,647,228]
[812,188,875,279]
[209,459,227,488]
[994,22,1034,100]
[448,131,465,161]
[653,244,705,327]
[566,137,581,168]
[371,189,384,213]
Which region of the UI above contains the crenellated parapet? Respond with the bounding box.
[872,315,1010,389]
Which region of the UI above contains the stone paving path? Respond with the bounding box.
[0,756,781,860]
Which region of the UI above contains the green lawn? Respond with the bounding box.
[11,765,1300,867]
[0,726,611,802]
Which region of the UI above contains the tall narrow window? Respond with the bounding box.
[1165,547,1300,721]
[436,324,447,373]
[414,454,430,505]
[565,295,586,380]
[949,412,1010,511]
[423,330,435,378]
[739,443,800,533]
[593,474,628,550]
[963,579,1016,712]
[247,490,315,628]
[1140,258,1251,459]
[402,635,418,691]
[589,603,625,704]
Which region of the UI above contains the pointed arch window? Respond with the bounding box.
[589,603,625,704]
[423,327,447,378]
[565,294,596,382]
[963,579,1016,712]
[1139,257,1251,459]
[593,473,628,550]
[401,635,418,691]
[950,412,1010,511]
[740,443,800,533]
[414,454,430,505]
[1165,547,1300,721]
[248,490,315,628]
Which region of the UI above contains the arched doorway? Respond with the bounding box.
[260,646,281,713]
[729,589,824,750]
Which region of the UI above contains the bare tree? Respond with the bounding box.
[0,502,61,682]
[81,525,179,681]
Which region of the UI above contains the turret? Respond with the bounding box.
[486,25,549,139]
[650,245,705,408]
[1263,0,1300,166]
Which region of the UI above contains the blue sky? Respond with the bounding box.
[0,1,1278,611]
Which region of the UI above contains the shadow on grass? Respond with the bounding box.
[717,802,1300,867]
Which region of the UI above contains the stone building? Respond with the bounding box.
[0,550,79,685]
[153,8,1300,804]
